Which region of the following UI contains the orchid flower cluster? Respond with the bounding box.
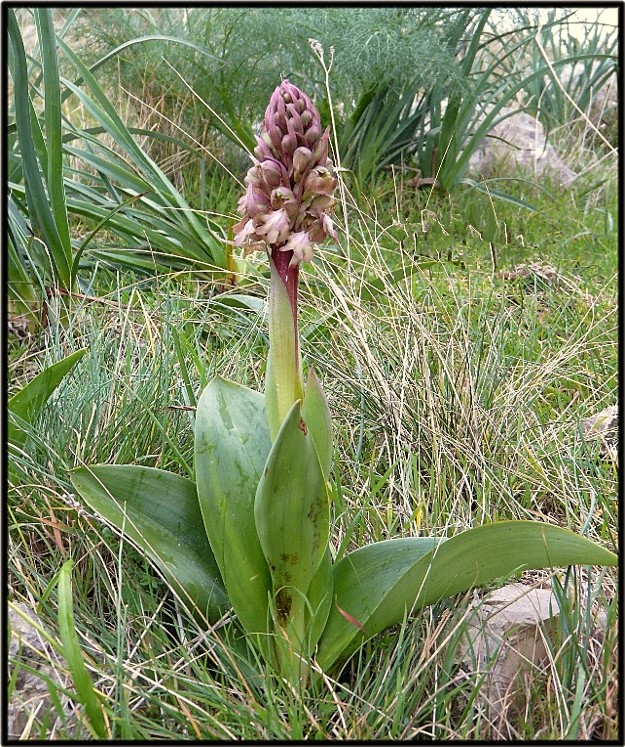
[234,80,337,270]
[233,80,340,443]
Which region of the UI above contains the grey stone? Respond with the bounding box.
[7,602,77,740]
[459,583,560,735]
[581,404,618,460]
[468,105,578,186]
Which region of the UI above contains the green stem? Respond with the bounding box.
[265,252,304,440]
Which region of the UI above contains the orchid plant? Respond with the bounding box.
[71,81,616,686]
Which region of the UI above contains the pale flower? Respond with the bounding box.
[255,208,291,245]
[281,231,314,266]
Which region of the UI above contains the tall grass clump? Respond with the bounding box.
[8,6,232,322]
[57,7,617,208]
[508,8,618,145]
[75,7,476,184]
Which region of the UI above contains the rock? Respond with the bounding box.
[8,602,77,739]
[459,583,560,735]
[581,404,618,460]
[468,105,578,186]
[496,262,560,287]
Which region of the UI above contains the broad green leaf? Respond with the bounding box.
[254,400,330,632]
[301,368,333,481]
[317,521,617,670]
[317,536,440,670]
[70,465,229,624]
[195,377,272,637]
[57,560,108,738]
[9,348,87,446]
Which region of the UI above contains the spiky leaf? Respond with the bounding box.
[9,348,87,446]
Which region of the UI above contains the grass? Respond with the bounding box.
[7,11,618,740]
[8,168,618,738]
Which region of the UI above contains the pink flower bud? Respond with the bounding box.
[268,123,284,151]
[258,159,285,189]
[245,185,270,218]
[309,194,335,212]
[254,135,276,161]
[281,132,297,161]
[261,131,279,157]
[292,147,312,178]
[305,210,336,242]
[303,166,337,196]
[304,126,321,149]
[233,218,265,254]
[306,219,327,243]
[287,105,304,135]
[311,128,330,164]
[244,168,260,189]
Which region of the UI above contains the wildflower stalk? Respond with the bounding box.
[233,79,338,440]
[230,80,338,675]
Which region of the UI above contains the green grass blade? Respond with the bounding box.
[7,196,40,306]
[57,560,108,738]
[65,34,222,96]
[34,9,72,255]
[5,180,213,265]
[7,10,72,289]
[459,178,537,210]
[71,190,150,277]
